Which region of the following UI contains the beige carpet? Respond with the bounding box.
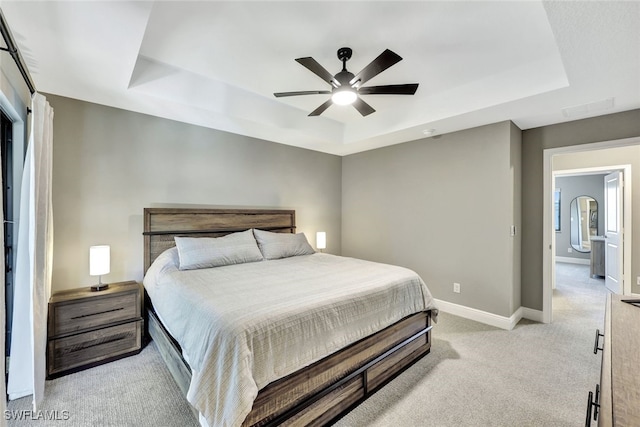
[7,262,607,426]
[6,340,199,427]
[336,262,608,427]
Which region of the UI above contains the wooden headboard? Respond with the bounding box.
[143,208,296,273]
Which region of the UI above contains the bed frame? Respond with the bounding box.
[143,208,432,426]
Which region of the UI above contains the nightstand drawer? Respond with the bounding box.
[47,320,142,376]
[51,291,139,337]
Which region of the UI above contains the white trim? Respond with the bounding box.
[434,299,543,330]
[555,256,590,265]
[0,90,26,265]
[543,136,640,324]
[543,146,553,323]
[520,307,545,323]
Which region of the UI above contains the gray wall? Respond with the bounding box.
[342,121,521,318]
[522,109,640,310]
[555,175,605,260]
[48,95,343,292]
[510,123,522,315]
[45,93,640,311]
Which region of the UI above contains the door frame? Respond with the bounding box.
[0,90,27,376]
[543,136,638,324]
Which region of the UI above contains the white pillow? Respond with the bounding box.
[174,229,263,270]
[253,229,315,260]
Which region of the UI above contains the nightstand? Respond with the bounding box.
[47,280,143,379]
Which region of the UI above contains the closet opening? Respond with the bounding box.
[1,109,13,383]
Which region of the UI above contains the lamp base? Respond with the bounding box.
[91,283,109,292]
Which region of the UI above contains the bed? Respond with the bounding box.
[142,208,436,427]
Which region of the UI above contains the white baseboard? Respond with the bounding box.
[434,299,545,330]
[520,306,545,323]
[555,256,590,265]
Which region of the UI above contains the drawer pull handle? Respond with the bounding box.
[59,331,134,355]
[585,384,601,426]
[70,307,124,320]
[593,329,604,354]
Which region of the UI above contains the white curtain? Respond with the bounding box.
[7,93,54,409]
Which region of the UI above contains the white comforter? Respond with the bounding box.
[144,249,437,427]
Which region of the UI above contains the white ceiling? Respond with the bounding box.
[2,1,639,156]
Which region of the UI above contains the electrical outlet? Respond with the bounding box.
[637,276,640,286]
[567,248,573,253]
[453,282,461,293]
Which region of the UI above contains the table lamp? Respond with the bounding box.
[90,245,110,291]
[316,232,326,253]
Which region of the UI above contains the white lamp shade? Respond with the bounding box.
[316,232,326,250]
[331,89,357,106]
[90,245,110,276]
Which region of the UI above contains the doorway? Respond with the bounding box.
[0,93,26,389]
[552,170,612,317]
[542,137,638,323]
[1,110,12,371]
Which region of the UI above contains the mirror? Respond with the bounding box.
[570,196,598,252]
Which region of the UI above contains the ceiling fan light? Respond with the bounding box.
[331,89,357,106]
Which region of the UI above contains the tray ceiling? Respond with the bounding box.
[2,1,639,155]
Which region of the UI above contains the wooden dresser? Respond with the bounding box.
[47,281,143,378]
[586,294,640,426]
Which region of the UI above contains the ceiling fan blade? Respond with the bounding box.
[308,99,333,116]
[274,90,331,98]
[358,83,418,95]
[352,97,376,117]
[296,57,339,87]
[350,49,403,87]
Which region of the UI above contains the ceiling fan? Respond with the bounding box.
[274,47,419,117]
